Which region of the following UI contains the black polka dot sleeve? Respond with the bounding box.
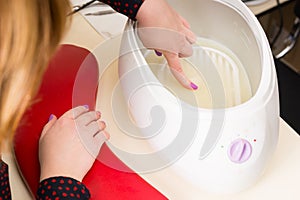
[0,161,11,200]
[99,0,144,20]
[37,177,90,200]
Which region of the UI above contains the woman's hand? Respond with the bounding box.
[136,0,198,90]
[39,106,109,182]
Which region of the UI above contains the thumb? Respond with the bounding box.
[40,114,57,139]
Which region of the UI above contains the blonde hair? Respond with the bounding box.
[0,0,71,149]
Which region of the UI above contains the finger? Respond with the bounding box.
[179,15,191,29]
[62,105,89,119]
[76,111,101,126]
[94,131,110,148]
[40,114,57,139]
[178,40,193,58]
[182,27,196,44]
[164,52,198,90]
[91,130,110,158]
[101,130,110,140]
[78,127,109,158]
[86,121,106,136]
[97,121,107,132]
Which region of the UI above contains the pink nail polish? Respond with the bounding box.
[190,82,198,90]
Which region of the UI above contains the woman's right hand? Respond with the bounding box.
[39,105,109,182]
[136,0,198,90]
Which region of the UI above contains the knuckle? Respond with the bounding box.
[59,117,73,127]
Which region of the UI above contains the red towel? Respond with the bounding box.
[14,44,167,200]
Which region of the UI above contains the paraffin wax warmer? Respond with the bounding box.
[118,0,279,194]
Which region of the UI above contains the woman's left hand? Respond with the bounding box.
[39,106,109,182]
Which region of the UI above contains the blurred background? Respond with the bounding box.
[252,0,300,133]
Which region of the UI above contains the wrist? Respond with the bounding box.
[37,177,91,199]
[40,168,84,182]
[136,0,151,22]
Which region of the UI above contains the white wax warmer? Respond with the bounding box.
[118,0,279,194]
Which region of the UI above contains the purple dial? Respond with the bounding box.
[228,139,252,163]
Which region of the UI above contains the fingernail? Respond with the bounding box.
[83,105,89,109]
[96,111,102,117]
[48,114,54,121]
[190,82,198,90]
[101,121,106,127]
[155,50,162,56]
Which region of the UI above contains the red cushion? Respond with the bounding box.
[14,44,166,200]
